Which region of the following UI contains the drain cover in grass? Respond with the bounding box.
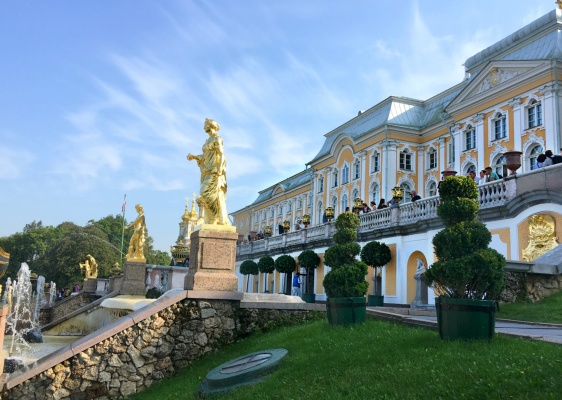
[198,349,288,397]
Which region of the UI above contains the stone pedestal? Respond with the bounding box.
[185,226,239,291]
[120,260,147,295]
[83,278,98,293]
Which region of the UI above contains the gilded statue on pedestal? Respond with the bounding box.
[125,204,146,260]
[187,119,230,225]
[522,214,559,261]
[79,254,98,279]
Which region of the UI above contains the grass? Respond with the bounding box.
[497,291,562,324]
[131,317,562,400]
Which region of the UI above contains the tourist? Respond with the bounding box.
[468,171,478,183]
[322,212,328,223]
[345,207,350,212]
[544,149,562,165]
[362,202,371,213]
[295,220,302,230]
[410,190,421,202]
[485,166,499,182]
[378,199,388,209]
[479,170,487,184]
[291,272,301,296]
[370,201,376,211]
[536,154,547,168]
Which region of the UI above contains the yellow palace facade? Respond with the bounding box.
[231,7,562,305]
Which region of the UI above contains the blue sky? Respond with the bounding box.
[0,1,554,252]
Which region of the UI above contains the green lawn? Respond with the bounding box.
[131,317,562,400]
[497,291,562,324]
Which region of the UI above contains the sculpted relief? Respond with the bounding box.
[522,214,559,262]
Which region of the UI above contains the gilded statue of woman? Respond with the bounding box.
[187,119,230,225]
[125,204,146,260]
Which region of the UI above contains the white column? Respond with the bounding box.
[542,84,557,151]
[382,139,398,199]
[453,123,462,172]
[509,97,522,151]
[438,136,446,172]
[359,150,367,199]
[475,113,485,170]
[416,145,424,194]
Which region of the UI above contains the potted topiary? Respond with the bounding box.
[424,175,505,340]
[257,256,275,293]
[297,250,321,303]
[360,241,392,306]
[274,255,296,295]
[240,260,258,292]
[322,212,369,326]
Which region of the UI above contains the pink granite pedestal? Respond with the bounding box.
[120,260,147,295]
[184,228,238,291]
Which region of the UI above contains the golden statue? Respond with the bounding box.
[187,119,230,226]
[80,254,98,279]
[125,204,147,260]
[522,214,559,262]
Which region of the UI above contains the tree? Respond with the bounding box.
[257,256,275,293]
[240,260,259,292]
[297,250,320,295]
[274,255,297,295]
[360,241,391,296]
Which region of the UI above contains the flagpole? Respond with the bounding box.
[120,194,126,266]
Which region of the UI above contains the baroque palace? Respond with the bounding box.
[230,7,562,305]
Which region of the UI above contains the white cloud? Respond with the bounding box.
[0,145,35,179]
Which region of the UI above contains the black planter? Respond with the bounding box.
[367,295,384,306]
[435,296,498,340]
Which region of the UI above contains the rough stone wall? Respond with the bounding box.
[502,271,562,303]
[2,299,322,400]
[45,293,101,325]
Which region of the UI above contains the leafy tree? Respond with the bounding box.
[323,212,369,298]
[257,256,275,293]
[360,241,392,296]
[275,255,297,295]
[297,250,320,294]
[240,260,259,292]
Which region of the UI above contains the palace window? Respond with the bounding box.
[271,209,275,218]
[341,164,349,184]
[528,144,543,170]
[262,211,266,221]
[400,183,412,203]
[399,149,412,170]
[331,196,338,215]
[370,182,380,205]
[353,160,361,179]
[317,201,323,223]
[448,140,455,164]
[427,148,437,170]
[466,164,476,174]
[288,202,292,212]
[341,194,348,212]
[371,151,380,172]
[493,113,507,140]
[428,181,437,197]
[318,176,324,193]
[494,155,506,177]
[332,169,338,187]
[297,198,302,209]
[465,126,476,150]
[527,100,542,129]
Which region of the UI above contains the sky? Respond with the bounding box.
[0,0,555,252]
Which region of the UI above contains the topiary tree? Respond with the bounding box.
[298,250,320,295]
[424,176,505,299]
[275,255,297,295]
[240,259,258,292]
[258,256,275,293]
[360,241,391,296]
[322,212,369,298]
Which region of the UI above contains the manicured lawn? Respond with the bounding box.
[497,291,562,324]
[131,318,562,400]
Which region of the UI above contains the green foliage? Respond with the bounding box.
[257,256,275,274]
[297,250,320,271]
[323,213,368,298]
[274,255,296,274]
[360,241,392,268]
[425,176,505,300]
[240,260,259,276]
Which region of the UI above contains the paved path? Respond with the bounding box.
[367,307,562,344]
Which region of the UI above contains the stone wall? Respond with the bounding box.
[2,297,323,400]
[502,271,562,303]
[43,293,101,326]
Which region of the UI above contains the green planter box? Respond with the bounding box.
[435,297,498,340]
[326,297,366,326]
[367,295,384,307]
[301,293,316,303]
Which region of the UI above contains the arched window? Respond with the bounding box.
[317,201,323,224]
[466,164,476,174]
[528,144,543,170]
[352,189,359,202]
[341,163,350,184]
[331,196,338,215]
[400,183,412,203]
[494,155,506,177]
[428,181,437,197]
[341,194,348,212]
[371,182,380,204]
